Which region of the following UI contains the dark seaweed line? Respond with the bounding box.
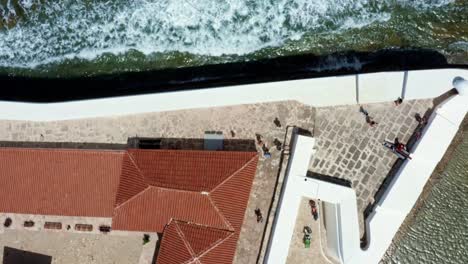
[0,48,467,103]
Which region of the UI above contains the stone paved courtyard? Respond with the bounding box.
[0,98,433,263]
[310,99,433,235]
[0,101,315,264]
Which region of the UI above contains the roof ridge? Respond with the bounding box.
[173,219,234,263]
[152,185,209,195]
[196,231,235,261]
[207,195,234,232]
[172,219,234,232]
[174,220,197,262]
[126,150,150,184]
[209,154,258,193]
[114,185,151,211]
[113,152,150,209]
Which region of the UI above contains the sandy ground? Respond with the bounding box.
[0,229,143,264]
[286,198,335,264]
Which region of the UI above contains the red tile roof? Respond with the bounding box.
[114,153,148,207]
[112,188,231,232]
[157,220,234,264]
[154,152,259,264]
[127,149,256,192]
[0,148,123,217]
[112,150,257,234]
[0,146,258,264]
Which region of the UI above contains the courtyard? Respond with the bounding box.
[0,229,144,264]
[0,98,432,263]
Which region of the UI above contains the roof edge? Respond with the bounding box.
[209,154,258,193]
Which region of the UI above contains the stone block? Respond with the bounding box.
[335,156,342,164]
[358,138,369,150]
[355,160,362,169]
[352,150,361,161]
[362,174,370,184]
[361,152,367,160]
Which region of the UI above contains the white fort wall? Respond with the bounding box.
[0,68,466,121]
[265,79,468,264]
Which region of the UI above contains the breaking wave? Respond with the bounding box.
[0,0,457,68]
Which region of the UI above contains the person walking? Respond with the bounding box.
[255,208,263,223]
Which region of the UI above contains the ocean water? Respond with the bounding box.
[382,129,468,264]
[0,0,467,77]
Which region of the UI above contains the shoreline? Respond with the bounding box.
[1,50,466,103]
[381,113,468,261]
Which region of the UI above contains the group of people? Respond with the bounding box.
[360,97,406,128]
[256,134,272,158]
[393,137,407,152]
[359,106,378,127]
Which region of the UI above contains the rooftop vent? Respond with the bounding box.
[44,222,62,230]
[204,131,224,150]
[75,224,93,232]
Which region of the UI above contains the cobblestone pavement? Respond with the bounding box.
[309,99,433,235]
[0,101,315,264]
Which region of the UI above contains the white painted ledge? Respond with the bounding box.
[0,69,466,121]
[265,91,467,264]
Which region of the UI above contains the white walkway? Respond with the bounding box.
[1,69,466,121]
[265,83,468,264]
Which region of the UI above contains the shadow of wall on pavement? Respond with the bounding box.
[3,247,52,264]
[127,137,257,152]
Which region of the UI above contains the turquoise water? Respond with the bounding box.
[0,0,467,77]
[382,130,468,264]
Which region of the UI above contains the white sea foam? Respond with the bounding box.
[0,0,456,68]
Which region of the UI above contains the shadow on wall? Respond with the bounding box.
[0,141,126,150]
[306,171,352,187]
[3,247,52,264]
[0,137,257,152]
[0,48,460,103]
[127,137,257,152]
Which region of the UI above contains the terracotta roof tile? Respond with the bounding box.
[198,233,239,264]
[176,220,233,256]
[210,157,259,229]
[112,188,230,232]
[128,149,256,192]
[156,222,194,264]
[0,148,123,217]
[155,153,258,264]
[157,220,234,264]
[0,146,259,264]
[114,153,148,207]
